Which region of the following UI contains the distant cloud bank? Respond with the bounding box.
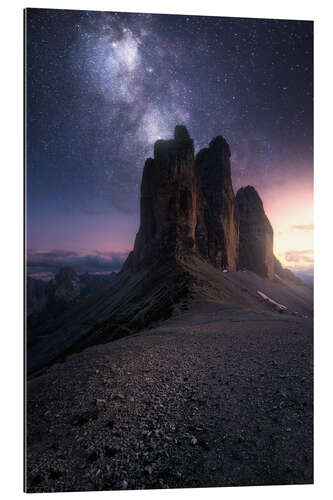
[291,224,313,231]
[27,249,129,278]
[276,248,314,286]
[284,249,313,264]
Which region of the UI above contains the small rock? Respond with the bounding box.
[105,446,118,458]
[95,399,106,405]
[49,469,62,480]
[71,409,100,426]
[88,451,98,462]
[112,394,125,401]
[145,465,152,475]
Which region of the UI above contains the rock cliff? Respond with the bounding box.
[195,136,238,270]
[125,125,198,270]
[236,186,274,278]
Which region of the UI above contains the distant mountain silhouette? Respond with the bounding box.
[27,268,116,334]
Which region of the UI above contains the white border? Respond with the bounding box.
[1,1,332,499]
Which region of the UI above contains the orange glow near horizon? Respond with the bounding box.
[262,177,313,271]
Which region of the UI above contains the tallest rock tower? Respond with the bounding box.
[127,125,199,270]
[124,125,239,272]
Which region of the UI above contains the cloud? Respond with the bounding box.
[27,249,129,275]
[27,271,55,281]
[284,249,313,264]
[292,224,313,231]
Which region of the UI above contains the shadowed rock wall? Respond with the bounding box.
[236,186,274,278]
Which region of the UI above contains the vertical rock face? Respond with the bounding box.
[127,125,198,270]
[236,186,274,278]
[195,136,238,269]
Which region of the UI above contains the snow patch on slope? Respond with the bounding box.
[257,290,287,312]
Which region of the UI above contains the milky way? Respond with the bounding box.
[26,9,313,276]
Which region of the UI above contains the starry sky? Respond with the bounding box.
[26,8,313,281]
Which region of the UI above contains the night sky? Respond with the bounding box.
[26,8,313,280]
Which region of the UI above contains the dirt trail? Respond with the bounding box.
[26,307,313,492]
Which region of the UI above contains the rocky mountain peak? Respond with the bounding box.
[236,186,274,278]
[209,135,231,158]
[53,267,81,301]
[174,124,191,142]
[124,126,197,271]
[153,125,194,163]
[55,267,78,284]
[195,134,238,269]
[236,186,265,212]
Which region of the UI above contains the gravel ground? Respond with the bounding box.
[26,306,313,492]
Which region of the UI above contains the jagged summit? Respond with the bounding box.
[209,135,231,158]
[174,124,192,142]
[153,125,194,161]
[236,186,266,212]
[54,266,79,287]
[236,186,274,278]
